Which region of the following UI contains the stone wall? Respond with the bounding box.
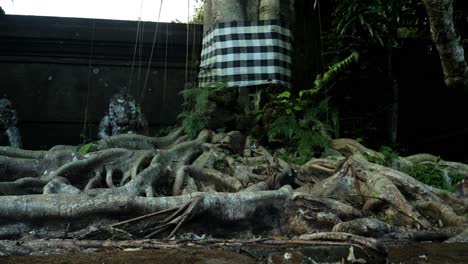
[0,15,203,149]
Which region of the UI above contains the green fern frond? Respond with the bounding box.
[315,52,359,90]
[316,98,331,115]
[179,82,228,139]
[268,115,298,141]
[180,111,205,139]
[295,129,329,161]
[300,110,319,128]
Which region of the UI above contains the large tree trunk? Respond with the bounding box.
[422,0,468,89]
[203,0,294,29]
[203,0,260,31]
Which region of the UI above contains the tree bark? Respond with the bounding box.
[203,0,293,30]
[422,0,468,89]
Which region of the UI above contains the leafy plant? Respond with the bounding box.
[178,111,205,139]
[191,0,204,24]
[313,52,359,91]
[179,82,228,138]
[363,145,399,166]
[265,91,332,157]
[403,163,464,192]
[333,0,426,52]
[403,164,446,190]
[77,142,97,154]
[255,53,359,164]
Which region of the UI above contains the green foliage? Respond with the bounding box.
[135,105,142,114]
[191,0,204,24]
[403,164,445,190]
[268,114,297,141]
[447,170,465,189]
[179,111,205,139]
[314,52,359,90]
[265,92,331,160]
[256,54,359,164]
[178,82,228,138]
[333,0,425,50]
[363,145,399,166]
[402,164,464,192]
[77,142,97,154]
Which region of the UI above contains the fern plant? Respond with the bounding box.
[257,53,358,164]
[313,52,359,91]
[266,93,333,164]
[178,82,228,138]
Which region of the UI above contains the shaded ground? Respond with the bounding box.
[0,248,256,264]
[1,242,467,264]
[388,243,468,264]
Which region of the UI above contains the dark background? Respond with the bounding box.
[1,8,468,163]
[0,15,202,149]
[293,0,468,163]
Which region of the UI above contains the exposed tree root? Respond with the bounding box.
[0,129,467,256]
[298,232,386,254]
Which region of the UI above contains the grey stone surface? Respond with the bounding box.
[0,15,203,149]
[98,92,149,139]
[0,97,21,148]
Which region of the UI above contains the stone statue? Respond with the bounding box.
[98,92,149,139]
[0,96,22,148]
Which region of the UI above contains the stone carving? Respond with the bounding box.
[0,96,22,148]
[98,92,149,139]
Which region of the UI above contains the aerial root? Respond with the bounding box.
[298,232,386,255]
[145,197,201,239]
[89,197,204,240]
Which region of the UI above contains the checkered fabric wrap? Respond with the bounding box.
[199,20,292,88]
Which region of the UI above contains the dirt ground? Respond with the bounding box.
[1,242,467,264]
[387,243,468,264]
[0,248,256,264]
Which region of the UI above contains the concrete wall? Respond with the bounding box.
[0,15,203,149]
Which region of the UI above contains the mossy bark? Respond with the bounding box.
[422,0,468,89]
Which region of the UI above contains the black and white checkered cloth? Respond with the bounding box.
[199,20,292,88]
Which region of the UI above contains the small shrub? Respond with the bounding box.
[363,145,398,166]
[402,163,463,191]
[77,142,97,154]
[178,83,228,138]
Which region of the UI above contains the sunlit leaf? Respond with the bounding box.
[277,91,291,99]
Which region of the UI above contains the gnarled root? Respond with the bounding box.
[0,186,293,239]
[300,153,466,229]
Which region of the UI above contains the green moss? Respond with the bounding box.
[402,163,462,191]
[363,145,399,166]
[77,142,97,154]
[403,164,445,189]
